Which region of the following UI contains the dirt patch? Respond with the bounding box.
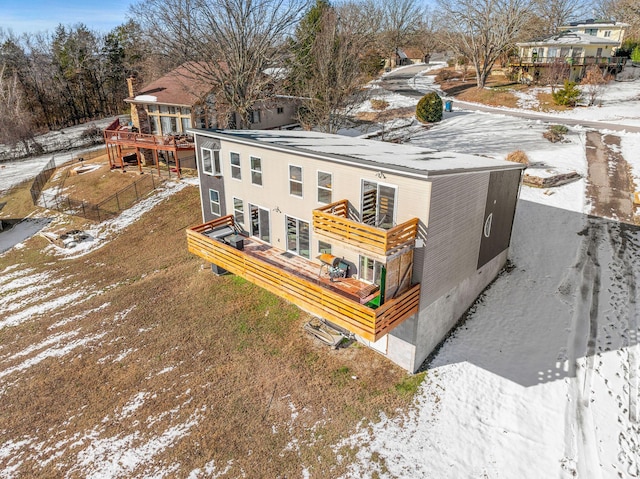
[585,131,637,224]
[356,106,416,122]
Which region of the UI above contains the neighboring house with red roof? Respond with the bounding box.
[103,63,298,177]
[125,63,298,135]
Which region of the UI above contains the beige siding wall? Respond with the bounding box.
[217,139,431,270]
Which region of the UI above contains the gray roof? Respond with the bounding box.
[191,129,524,178]
[517,32,616,48]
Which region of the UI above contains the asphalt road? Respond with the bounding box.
[380,65,640,134]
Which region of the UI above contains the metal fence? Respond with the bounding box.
[39,172,162,222]
[30,158,57,204]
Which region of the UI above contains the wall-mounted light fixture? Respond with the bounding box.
[376,171,386,179]
[273,206,281,213]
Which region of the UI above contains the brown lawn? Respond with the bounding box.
[0,174,423,477]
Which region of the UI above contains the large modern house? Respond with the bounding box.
[510,20,628,82]
[185,129,524,372]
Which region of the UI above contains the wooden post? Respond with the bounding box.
[154,149,160,177]
[175,149,182,179]
[136,147,142,174]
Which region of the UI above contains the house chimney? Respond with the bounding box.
[126,76,137,98]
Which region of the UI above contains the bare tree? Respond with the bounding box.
[131,0,308,128]
[0,65,35,154]
[541,59,570,91]
[377,0,424,67]
[581,65,610,106]
[532,0,591,36]
[409,6,441,61]
[289,2,369,132]
[596,0,640,40]
[438,0,534,89]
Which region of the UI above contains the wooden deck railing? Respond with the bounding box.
[313,200,419,257]
[103,124,194,150]
[509,56,627,67]
[186,216,420,341]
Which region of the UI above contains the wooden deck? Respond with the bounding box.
[186,215,421,341]
[103,118,195,179]
[103,118,195,152]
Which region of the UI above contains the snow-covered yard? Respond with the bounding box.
[1,66,639,478]
[337,65,640,478]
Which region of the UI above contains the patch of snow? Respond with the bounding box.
[116,392,150,420]
[0,288,93,330]
[44,180,189,260]
[0,332,106,380]
[187,459,233,479]
[48,302,111,330]
[69,409,204,479]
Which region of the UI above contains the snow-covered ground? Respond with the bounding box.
[337,66,640,478]
[1,66,640,478]
[0,116,122,193]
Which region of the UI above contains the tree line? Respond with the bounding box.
[1,0,638,154]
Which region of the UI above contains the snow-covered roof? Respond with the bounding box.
[560,20,629,29]
[191,129,524,178]
[517,32,616,48]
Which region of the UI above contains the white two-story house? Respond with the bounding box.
[186,129,525,372]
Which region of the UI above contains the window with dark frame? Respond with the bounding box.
[233,197,244,226]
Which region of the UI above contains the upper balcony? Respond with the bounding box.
[103,118,195,152]
[186,215,420,342]
[312,199,419,260]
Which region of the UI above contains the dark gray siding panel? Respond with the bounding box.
[199,173,227,223]
[420,172,489,306]
[477,169,522,269]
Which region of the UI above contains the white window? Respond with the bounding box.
[317,171,332,203]
[250,156,262,186]
[289,165,303,197]
[230,152,241,180]
[233,197,244,227]
[202,148,221,176]
[286,216,310,259]
[209,189,221,216]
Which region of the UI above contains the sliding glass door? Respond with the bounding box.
[249,204,270,243]
[361,180,397,230]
